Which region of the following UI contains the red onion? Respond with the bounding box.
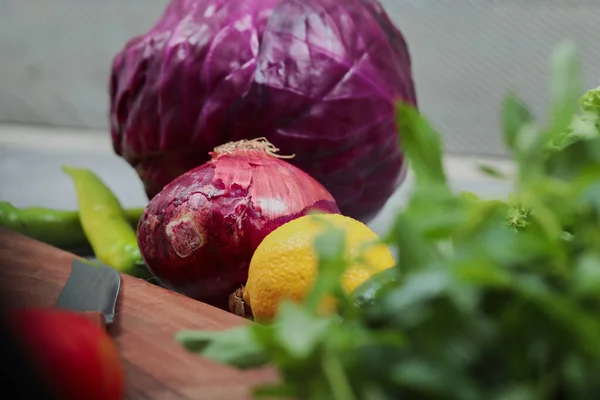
[137,138,340,309]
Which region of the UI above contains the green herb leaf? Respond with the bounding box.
[571,252,600,296]
[252,383,295,399]
[305,218,347,312]
[274,301,332,359]
[176,326,269,369]
[579,86,600,115]
[387,213,438,273]
[501,92,534,152]
[547,41,582,139]
[478,164,509,180]
[321,348,358,400]
[392,359,479,399]
[395,102,448,188]
[493,385,538,400]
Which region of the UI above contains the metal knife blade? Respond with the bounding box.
[56,258,121,327]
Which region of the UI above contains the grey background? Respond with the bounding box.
[1,0,599,157]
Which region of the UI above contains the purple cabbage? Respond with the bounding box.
[110,0,417,222]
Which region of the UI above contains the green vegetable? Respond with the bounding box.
[62,166,146,275]
[0,201,144,250]
[177,42,600,399]
[351,267,400,309]
[580,86,600,115]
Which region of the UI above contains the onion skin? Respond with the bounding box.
[137,140,340,309]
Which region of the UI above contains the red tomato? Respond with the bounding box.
[9,308,125,400]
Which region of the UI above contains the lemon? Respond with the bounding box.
[243,213,396,322]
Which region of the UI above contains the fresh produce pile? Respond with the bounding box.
[137,138,342,308]
[109,0,417,223]
[4,0,414,312]
[1,0,599,397]
[177,44,600,399]
[1,136,378,311]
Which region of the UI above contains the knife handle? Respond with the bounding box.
[76,311,106,330]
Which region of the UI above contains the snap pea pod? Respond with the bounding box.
[0,201,144,250]
[62,166,145,275]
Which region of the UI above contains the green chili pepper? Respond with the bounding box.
[62,165,145,275]
[0,202,144,250]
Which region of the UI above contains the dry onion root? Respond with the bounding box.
[229,286,253,320]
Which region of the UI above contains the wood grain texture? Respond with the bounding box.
[0,228,278,400]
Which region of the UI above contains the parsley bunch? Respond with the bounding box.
[178,42,600,400]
